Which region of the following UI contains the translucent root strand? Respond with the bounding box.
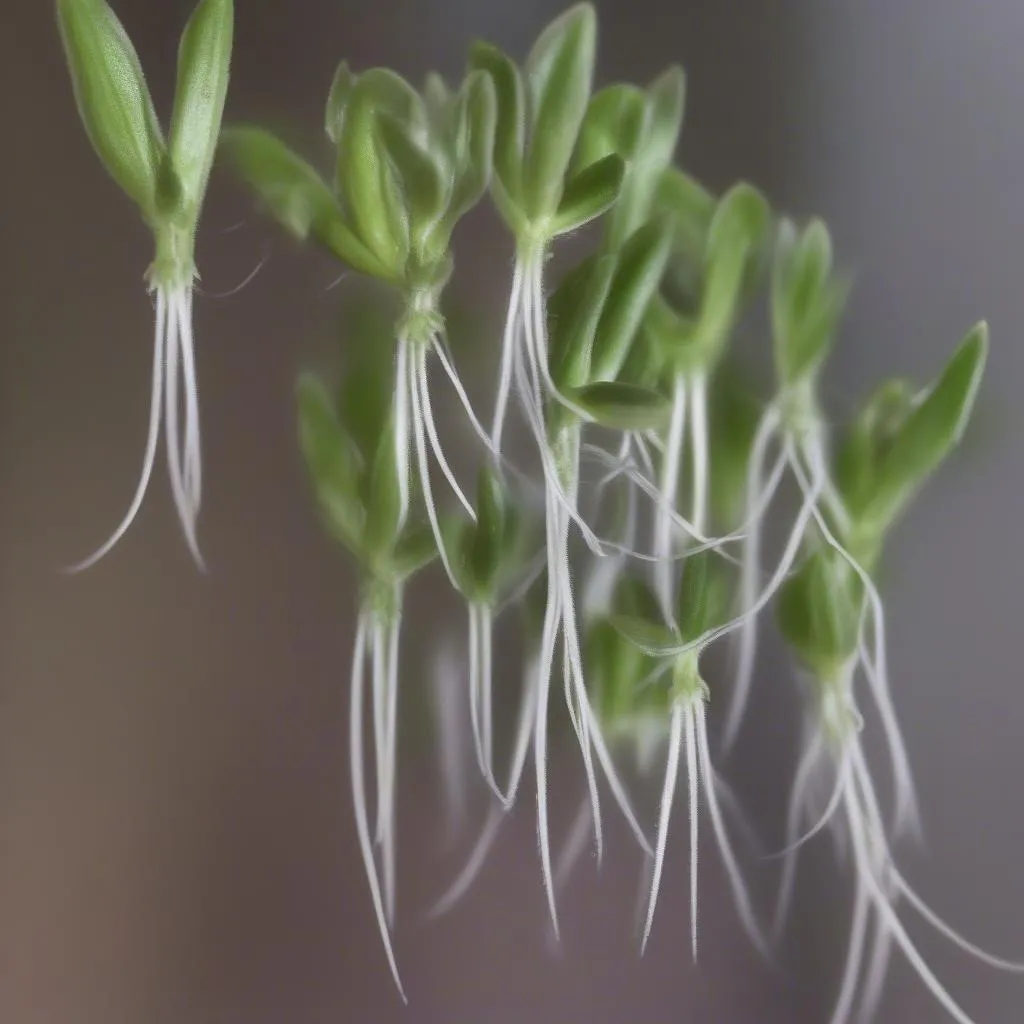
[372,622,388,843]
[641,701,685,955]
[801,428,852,537]
[713,771,767,861]
[490,259,525,455]
[891,866,1024,972]
[582,443,638,619]
[417,348,476,520]
[481,606,494,776]
[350,616,406,1001]
[689,375,709,542]
[394,338,411,531]
[723,402,782,750]
[773,731,826,939]
[583,437,789,560]
[382,616,401,926]
[632,431,658,480]
[771,749,851,861]
[467,605,503,802]
[552,475,605,866]
[849,742,1024,974]
[430,637,470,845]
[175,288,202,515]
[426,802,505,920]
[408,346,459,587]
[829,873,871,1024]
[534,492,564,940]
[656,450,823,659]
[504,655,541,807]
[857,890,895,1024]
[696,702,772,961]
[426,657,540,921]
[431,333,554,508]
[582,445,741,561]
[523,261,595,426]
[554,797,595,891]
[163,289,205,569]
[511,292,610,559]
[686,706,701,960]
[67,289,169,572]
[857,635,922,841]
[585,701,654,858]
[654,376,688,624]
[841,780,981,1024]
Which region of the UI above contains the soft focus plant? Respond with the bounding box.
[55,2,1024,1019]
[57,0,233,568]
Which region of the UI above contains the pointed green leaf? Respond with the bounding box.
[297,372,365,549]
[450,71,497,227]
[550,153,624,236]
[708,364,762,529]
[707,182,771,255]
[467,467,508,595]
[588,618,669,722]
[467,41,524,207]
[603,66,685,248]
[836,378,915,518]
[57,0,165,216]
[446,70,496,221]
[522,3,597,222]
[642,294,691,366]
[569,381,670,430]
[376,110,450,252]
[391,523,438,579]
[325,61,354,144]
[612,574,664,624]
[676,550,732,644]
[772,217,848,385]
[364,411,405,558]
[644,65,686,170]
[657,166,715,258]
[168,0,233,219]
[590,218,673,380]
[336,72,413,275]
[547,253,618,390]
[859,324,988,532]
[221,126,390,278]
[689,182,770,363]
[423,72,453,124]
[777,550,862,678]
[571,84,648,173]
[610,613,678,655]
[337,288,403,457]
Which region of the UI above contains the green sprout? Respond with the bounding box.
[46,3,1021,1015]
[768,325,1024,1024]
[297,349,437,1001]
[610,560,768,959]
[57,0,233,568]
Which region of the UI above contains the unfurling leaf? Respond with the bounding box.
[569,380,670,430]
[551,153,625,237]
[221,126,389,278]
[858,323,988,534]
[169,0,234,219]
[57,0,165,216]
[522,3,597,220]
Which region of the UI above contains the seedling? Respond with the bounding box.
[57,0,233,567]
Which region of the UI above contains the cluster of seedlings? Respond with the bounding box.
[56,0,1021,1018]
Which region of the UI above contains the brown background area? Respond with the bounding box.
[1,1,1023,1021]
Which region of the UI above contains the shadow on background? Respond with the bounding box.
[1,1,1022,1022]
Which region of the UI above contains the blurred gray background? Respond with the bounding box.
[1,1,1023,1021]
